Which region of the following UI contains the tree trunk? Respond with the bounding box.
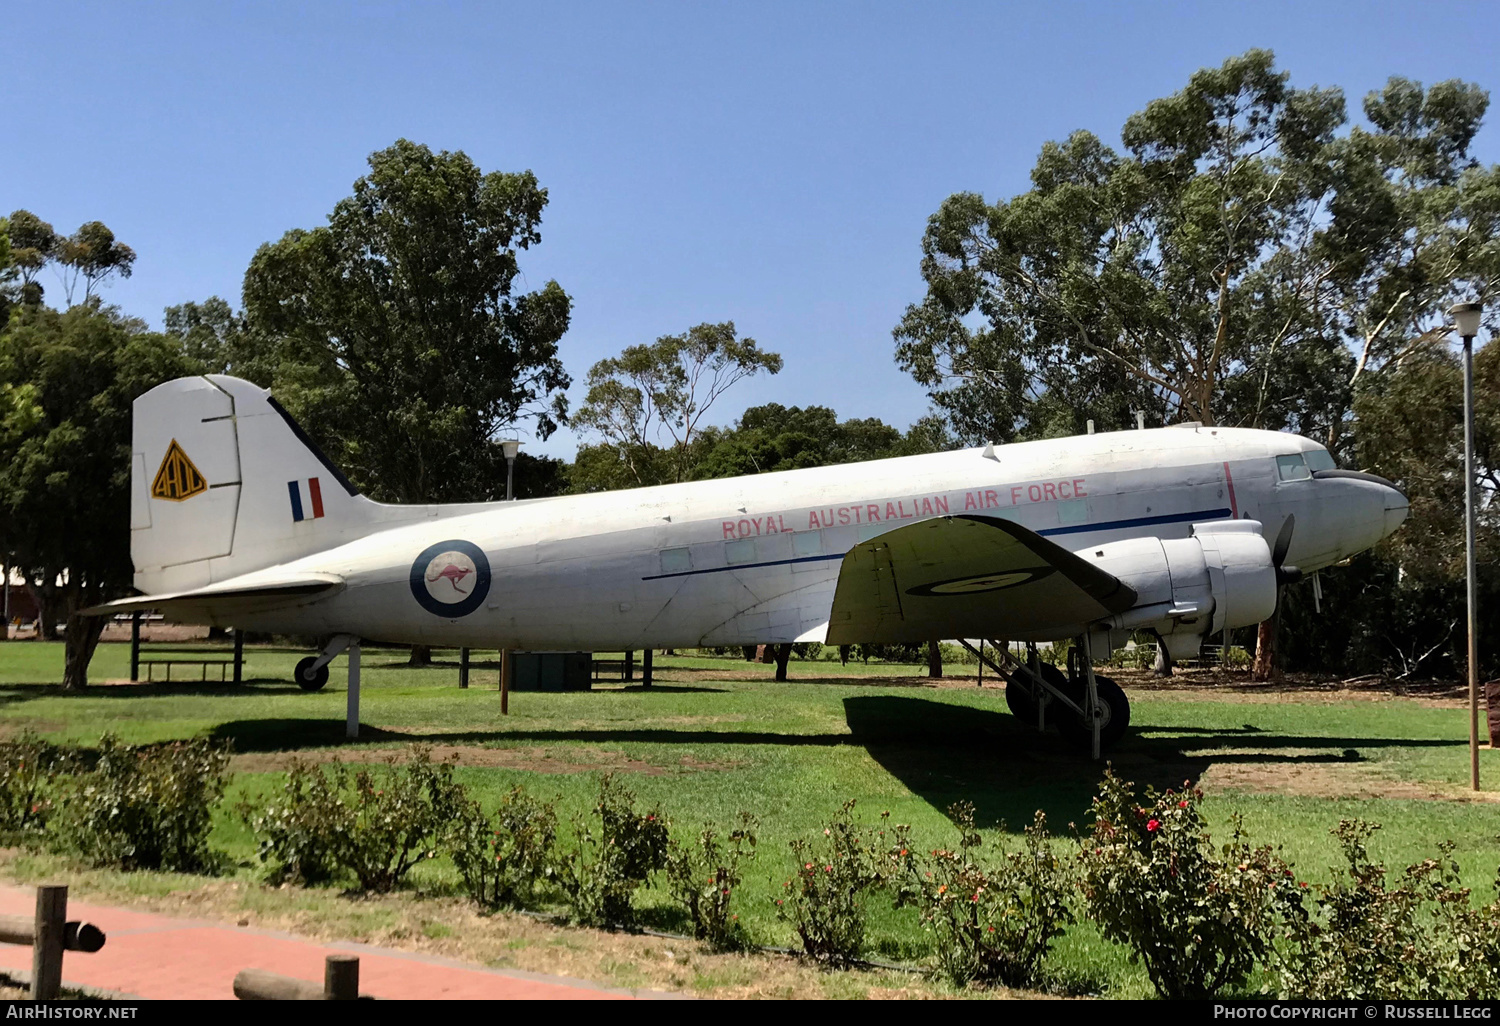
[839,645,851,666]
[927,640,943,678]
[773,642,793,682]
[1153,640,1173,678]
[28,577,60,642]
[741,645,757,662]
[1252,619,1277,681]
[61,614,105,690]
[408,644,432,667]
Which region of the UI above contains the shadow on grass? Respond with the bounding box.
[0,681,298,700]
[840,696,1466,829]
[209,719,860,753]
[209,693,1468,832]
[613,685,728,694]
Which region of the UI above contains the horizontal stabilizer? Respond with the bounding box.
[82,571,343,617]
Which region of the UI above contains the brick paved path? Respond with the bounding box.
[0,884,665,1000]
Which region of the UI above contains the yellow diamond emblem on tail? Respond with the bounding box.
[151,439,208,501]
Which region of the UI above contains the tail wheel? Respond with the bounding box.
[294,656,329,692]
[1056,674,1130,751]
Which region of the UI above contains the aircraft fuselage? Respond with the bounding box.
[214,424,1407,650]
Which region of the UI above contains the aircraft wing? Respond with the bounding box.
[824,515,1136,644]
[81,571,344,619]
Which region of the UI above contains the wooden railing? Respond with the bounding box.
[234,954,365,1000]
[0,885,107,1000]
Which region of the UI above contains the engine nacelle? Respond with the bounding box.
[1081,521,1278,661]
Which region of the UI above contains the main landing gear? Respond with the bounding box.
[962,636,1130,757]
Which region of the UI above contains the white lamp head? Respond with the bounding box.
[500,439,522,461]
[1449,301,1483,339]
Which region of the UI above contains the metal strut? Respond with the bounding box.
[1078,633,1101,761]
[958,638,1086,722]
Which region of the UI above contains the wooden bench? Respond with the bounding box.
[140,658,236,681]
[591,655,634,683]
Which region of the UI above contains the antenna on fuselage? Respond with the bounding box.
[1087,419,1095,434]
[1135,411,1146,430]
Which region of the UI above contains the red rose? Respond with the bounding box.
[1146,819,1161,832]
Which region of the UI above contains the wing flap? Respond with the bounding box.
[825,514,1135,644]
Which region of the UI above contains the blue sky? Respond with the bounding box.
[7,1,1500,458]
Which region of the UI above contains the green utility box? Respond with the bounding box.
[510,651,593,692]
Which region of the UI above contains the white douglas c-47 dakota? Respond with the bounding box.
[92,375,1410,755]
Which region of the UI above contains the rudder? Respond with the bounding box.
[131,375,376,594]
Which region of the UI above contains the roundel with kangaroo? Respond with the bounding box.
[409,539,492,617]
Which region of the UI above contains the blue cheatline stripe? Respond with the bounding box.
[636,507,1236,581]
[642,553,839,581]
[1038,507,1231,537]
[287,480,304,522]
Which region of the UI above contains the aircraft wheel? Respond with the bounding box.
[1005,661,1065,724]
[1056,674,1130,751]
[1004,676,1035,721]
[294,656,329,692]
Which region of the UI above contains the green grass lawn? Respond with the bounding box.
[0,639,1497,997]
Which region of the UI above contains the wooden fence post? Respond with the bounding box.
[233,629,244,685]
[324,954,359,999]
[129,612,141,682]
[32,884,65,1000]
[459,647,470,689]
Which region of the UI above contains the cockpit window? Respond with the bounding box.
[1305,449,1337,473]
[1276,453,1311,481]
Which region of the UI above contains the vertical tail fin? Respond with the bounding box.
[131,375,378,593]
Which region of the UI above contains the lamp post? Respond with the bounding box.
[500,439,521,501]
[1450,301,1483,791]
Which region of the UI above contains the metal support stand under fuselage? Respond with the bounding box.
[346,640,360,739]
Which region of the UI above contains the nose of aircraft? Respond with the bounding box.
[1381,483,1409,537]
[1310,468,1409,544]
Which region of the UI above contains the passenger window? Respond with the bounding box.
[1276,454,1311,481]
[1058,499,1088,525]
[725,539,756,564]
[659,547,691,574]
[792,530,822,557]
[1305,449,1336,473]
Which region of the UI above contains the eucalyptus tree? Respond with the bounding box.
[0,304,194,686]
[894,51,1494,450]
[242,139,573,505]
[570,322,782,487]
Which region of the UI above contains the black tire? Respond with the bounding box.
[1004,674,1035,721]
[1055,674,1130,751]
[1005,660,1066,724]
[294,656,329,692]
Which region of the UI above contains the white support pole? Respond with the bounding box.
[346,640,361,739]
[1081,634,1101,761]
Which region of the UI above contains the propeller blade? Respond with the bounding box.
[1271,514,1296,568]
